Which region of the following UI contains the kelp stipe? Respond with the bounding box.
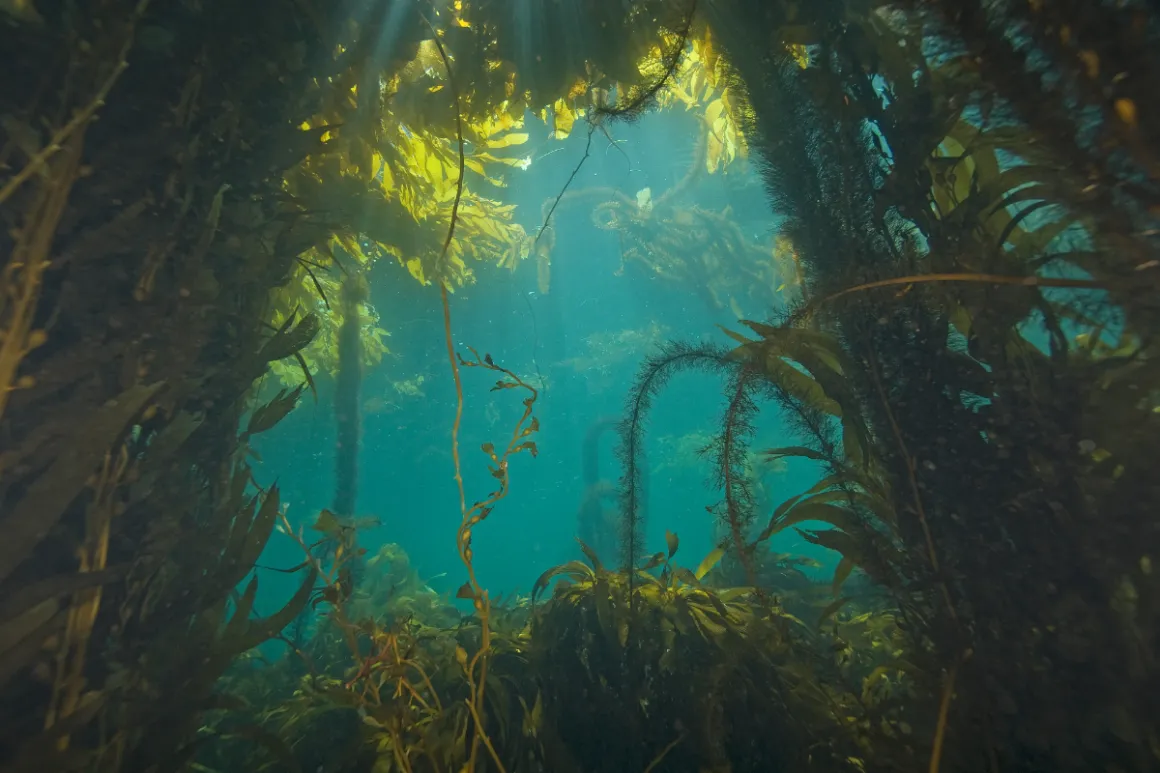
[332,272,367,518]
[429,24,519,771]
[577,416,620,567]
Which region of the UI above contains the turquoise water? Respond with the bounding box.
[250,107,834,617]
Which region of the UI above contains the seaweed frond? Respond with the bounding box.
[616,341,732,594]
[704,365,769,587]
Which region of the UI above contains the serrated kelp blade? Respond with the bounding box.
[224,486,281,590]
[259,313,320,363]
[127,410,204,505]
[0,566,127,629]
[832,556,856,596]
[231,567,317,654]
[576,538,604,572]
[0,603,65,692]
[759,500,861,543]
[0,382,163,585]
[245,384,304,437]
[532,561,594,601]
[222,494,260,568]
[222,576,259,642]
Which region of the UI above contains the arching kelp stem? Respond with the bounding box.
[617,342,733,593]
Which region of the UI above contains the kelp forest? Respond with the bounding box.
[1,1,1158,772]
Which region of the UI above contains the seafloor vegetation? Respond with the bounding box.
[1,1,1158,772]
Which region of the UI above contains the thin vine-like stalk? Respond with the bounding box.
[441,284,467,516]
[642,733,686,773]
[719,369,761,589]
[929,657,960,773]
[390,729,415,773]
[422,15,465,273]
[865,349,957,626]
[446,342,537,773]
[464,695,508,773]
[402,658,444,713]
[796,271,1107,324]
[425,14,530,772]
[536,0,695,245]
[441,282,539,773]
[866,342,963,773]
[535,124,595,245]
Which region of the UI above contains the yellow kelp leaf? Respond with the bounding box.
[474,151,528,167]
[705,98,725,130]
[665,74,699,109]
[698,27,721,82]
[364,325,390,366]
[689,68,708,104]
[471,110,522,141]
[424,151,445,185]
[566,77,588,101]
[481,201,517,218]
[928,133,975,217]
[462,156,506,187]
[485,132,528,149]
[499,235,532,271]
[543,99,582,140]
[703,95,742,172]
[473,212,504,242]
[694,547,725,580]
[379,156,394,192]
[706,131,725,173]
[787,43,811,69]
[405,257,426,284]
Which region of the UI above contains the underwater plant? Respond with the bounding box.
[5,2,1159,773]
[699,2,1160,771]
[529,533,859,772]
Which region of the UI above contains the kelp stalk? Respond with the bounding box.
[441,290,538,773]
[428,16,510,770]
[332,274,366,517]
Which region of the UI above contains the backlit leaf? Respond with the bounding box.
[694,547,725,580]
